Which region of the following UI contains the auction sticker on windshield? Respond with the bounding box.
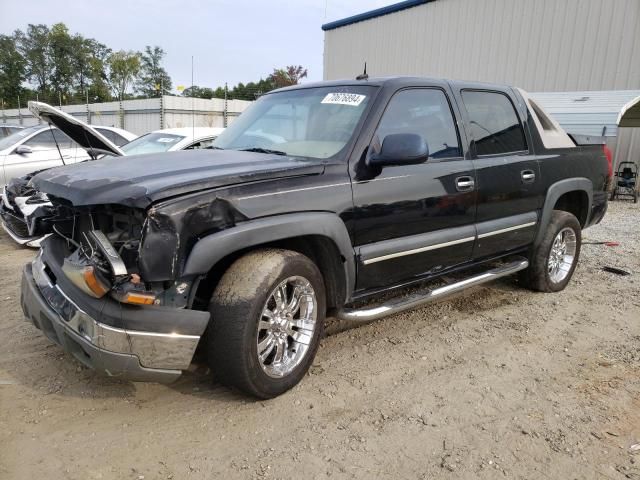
[157,137,179,143]
[321,93,366,107]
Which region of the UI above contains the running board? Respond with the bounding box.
[333,257,529,323]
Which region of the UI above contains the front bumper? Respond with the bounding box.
[21,249,209,383]
[1,188,50,247]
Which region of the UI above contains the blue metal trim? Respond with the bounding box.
[321,0,433,31]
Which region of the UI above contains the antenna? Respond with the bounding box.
[356,62,368,81]
[191,55,195,142]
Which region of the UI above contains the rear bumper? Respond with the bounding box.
[21,249,209,383]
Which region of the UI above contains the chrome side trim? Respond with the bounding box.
[237,182,351,200]
[362,236,476,265]
[477,221,537,239]
[334,257,529,322]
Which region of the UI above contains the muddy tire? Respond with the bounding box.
[206,249,325,399]
[520,210,582,293]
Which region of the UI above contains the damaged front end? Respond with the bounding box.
[1,174,55,247]
[19,195,227,381]
[44,191,247,309]
[46,201,163,306]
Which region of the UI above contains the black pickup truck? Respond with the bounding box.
[20,77,609,398]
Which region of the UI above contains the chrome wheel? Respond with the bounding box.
[547,227,577,283]
[257,276,318,378]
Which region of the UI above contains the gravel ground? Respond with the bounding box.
[0,201,639,480]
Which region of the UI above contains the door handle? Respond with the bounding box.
[455,176,475,192]
[521,170,536,183]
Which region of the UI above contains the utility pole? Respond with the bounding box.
[86,90,91,124]
[17,95,22,125]
[223,82,228,128]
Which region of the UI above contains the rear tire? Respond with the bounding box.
[520,210,582,292]
[206,249,325,399]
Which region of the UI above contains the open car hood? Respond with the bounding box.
[28,101,125,157]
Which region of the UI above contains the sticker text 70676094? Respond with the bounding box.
[321,93,367,107]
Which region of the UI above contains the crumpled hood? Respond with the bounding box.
[31,149,325,208]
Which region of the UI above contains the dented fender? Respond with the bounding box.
[139,193,248,282]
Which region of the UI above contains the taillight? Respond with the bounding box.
[603,144,613,179]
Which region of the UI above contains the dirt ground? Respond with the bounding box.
[1,201,639,480]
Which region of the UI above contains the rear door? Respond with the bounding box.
[455,87,543,259]
[351,86,476,291]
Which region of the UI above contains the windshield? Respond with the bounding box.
[120,132,185,155]
[0,125,42,151]
[213,85,376,159]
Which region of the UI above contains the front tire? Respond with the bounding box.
[520,210,582,292]
[207,249,325,398]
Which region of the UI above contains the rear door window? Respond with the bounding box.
[461,90,527,155]
[375,88,461,159]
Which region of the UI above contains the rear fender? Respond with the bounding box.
[535,178,593,246]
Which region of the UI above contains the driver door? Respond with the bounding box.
[351,87,477,292]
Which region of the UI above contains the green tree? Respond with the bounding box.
[136,46,172,97]
[48,23,74,101]
[71,35,110,99]
[268,65,308,89]
[107,50,140,100]
[182,85,214,98]
[86,42,113,102]
[0,34,27,107]
[16,24,51,94]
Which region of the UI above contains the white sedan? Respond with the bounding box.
[1,102,225,247]
[0,123,136,185]
[119,127,226,155]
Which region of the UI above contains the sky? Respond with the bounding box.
[0,0,393,93]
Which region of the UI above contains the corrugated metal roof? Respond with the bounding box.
[530,90,640,137]
[321,0,433,31]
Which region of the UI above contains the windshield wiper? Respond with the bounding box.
[238,147,287,156]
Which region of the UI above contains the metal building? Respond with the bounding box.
[322,0,640,91]
[0,96,252,136]
[531,90,640,167]
[322,0,640,167]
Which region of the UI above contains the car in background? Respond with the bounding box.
[118,127,226,155]
[0,124,24,139]
[1,102,224,247]
[0,123,136,185]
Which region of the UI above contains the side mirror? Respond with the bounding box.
[368,133,429,168]
[15,145,32,155]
